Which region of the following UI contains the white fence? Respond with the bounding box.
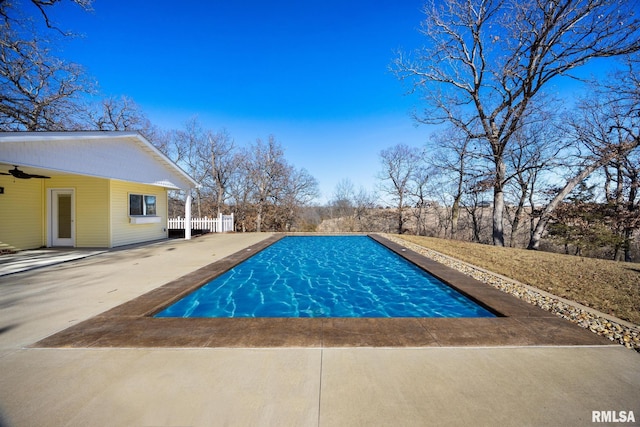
[168,213,234,233]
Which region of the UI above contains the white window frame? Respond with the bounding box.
[129,193,161,224]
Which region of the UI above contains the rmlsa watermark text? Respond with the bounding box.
[592,410,636,423]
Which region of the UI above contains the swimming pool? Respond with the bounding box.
[155,235,495,318]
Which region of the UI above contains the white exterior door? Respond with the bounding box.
[51,189,75,247]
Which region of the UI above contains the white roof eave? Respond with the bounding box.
[0,131,198,190]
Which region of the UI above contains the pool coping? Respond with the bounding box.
[33,234,613,348]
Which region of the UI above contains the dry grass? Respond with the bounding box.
[399,235,640,325]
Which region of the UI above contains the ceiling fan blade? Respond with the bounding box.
[3,166,50,179]
[11,169,32,179]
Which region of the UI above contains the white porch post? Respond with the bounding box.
[185,191,192,240]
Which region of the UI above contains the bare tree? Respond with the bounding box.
[246,136,289,232]
[528,64,640,251]
[209,129,235,216]
[0,35,93,130]
[277,167,319,231]
[352,186,376,231]
[328,179,377,232]
[8,0,94,34]
[378,144,422,234]
[331,178,356,218]
[329,178,357,231]
[428,126,481,239]
[504,115,564,246]
[78,96,155,136]
[163,124,237,219]
[0,0,94,130]
[228,150,253,232]
[394,0,640,246]
[227,135,319,232]
[162,118,217,217]
[409,164,431,236]
[619,149,640,261]
[463,179,493,243]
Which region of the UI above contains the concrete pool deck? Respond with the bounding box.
[1,233,639,426]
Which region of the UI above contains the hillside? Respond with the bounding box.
[398,235,640,326]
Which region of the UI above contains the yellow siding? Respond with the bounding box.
[1,174,168,250]
[45,176,110,248]
[110,181,168,247]
[0,175,44,250]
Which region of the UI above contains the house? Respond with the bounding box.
[0,131,198,251]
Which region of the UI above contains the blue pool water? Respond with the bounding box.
[155,236,495,318]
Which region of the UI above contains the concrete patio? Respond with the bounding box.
[0,233,638,426]
[0,248,106,277]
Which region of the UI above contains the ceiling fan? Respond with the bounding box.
[0,165,50,179]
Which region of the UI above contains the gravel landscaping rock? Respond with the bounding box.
[384,234,640,352]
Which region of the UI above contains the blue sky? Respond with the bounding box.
[47,0,428,203]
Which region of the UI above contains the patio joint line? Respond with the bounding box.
[317,348,324,427]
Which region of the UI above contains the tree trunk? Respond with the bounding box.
[623,228,633,262]
[256,201,263,232]
[492,159,506,246]
[415,204,424,236]
[614,244,624,262]
[624,171,638,262]
[195,189,202,217]
[451,164,464,238]
[510,211,520,248]
[509,185,529,247]
[528,180,538,245]
[471,209,481,242]
[216,191,223,217]
[528,162,603,250]
[451,195,461,239]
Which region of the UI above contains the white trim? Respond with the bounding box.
[129,216,161,224]
[185,192,192,240]
[128,193,157,216]
[49,188,75,247]
[0,131,199,190]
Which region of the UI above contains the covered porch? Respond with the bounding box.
[0,131,199,250]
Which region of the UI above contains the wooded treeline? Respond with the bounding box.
[160,121,319,233]
[367,60,640,261]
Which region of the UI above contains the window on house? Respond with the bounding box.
[144,195,157,215]
[129,194,157,216]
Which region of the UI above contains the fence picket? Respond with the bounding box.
[167,214,234,233]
